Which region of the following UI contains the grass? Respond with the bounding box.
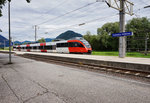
[1,48,150,58]
[0,47,11,50]
[92,51,150,58]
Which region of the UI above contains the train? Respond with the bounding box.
[13,37,92,54]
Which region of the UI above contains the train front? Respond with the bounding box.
[67,37,92,54]
[79,38,92,54]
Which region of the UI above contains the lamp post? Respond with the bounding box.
[8,0,12,64]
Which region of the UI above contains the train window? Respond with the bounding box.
[17,47,21,49]
[74,42,78,47]
[56,43,61,47]
[33,46,37,49]
[26,47,31,49]
[64,43,68,47]
[39,46,44,49]
[77,43,84,47]
[44,45,52,50]
[57,43,68,47]
[68,42,73,47]
[68,42,84,47]
[52,45,56,50]
[61,43,64,47]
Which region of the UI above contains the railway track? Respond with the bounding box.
[19,54,150,79]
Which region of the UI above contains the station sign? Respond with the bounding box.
[112,32,133,37]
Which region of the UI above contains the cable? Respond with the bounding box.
[39,3,108,29]
[41,14,118,33]
[140,0,149,5]
[35,0,69,20]
[53,4,108,26]
[36,1,97,25]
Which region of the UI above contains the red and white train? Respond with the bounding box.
[13,37,92,54]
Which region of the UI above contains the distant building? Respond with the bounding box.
[0,34,9,48]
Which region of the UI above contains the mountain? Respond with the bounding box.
[0,35,9,47]
[22,41,32,44]
[14,41,22,44]
[55,30,82,40]
[13,30,82,45]
[45,38,54,42]
[14,41,34,45]
[14,38,54,45]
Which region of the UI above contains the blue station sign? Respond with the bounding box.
[112,32,133,37]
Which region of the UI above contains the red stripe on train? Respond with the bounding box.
[27,49,30,52]
[40,43,46,46]
[41,50,47,52]
[26,44,30,47]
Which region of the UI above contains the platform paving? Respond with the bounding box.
[14,51,150,65]
[14,51,150,72]
[0,53,150,103]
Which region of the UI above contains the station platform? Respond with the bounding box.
[1,53,150,103]
[12,51,150,72]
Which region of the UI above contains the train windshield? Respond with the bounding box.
[80,40,91,48]
[69,37,91,48]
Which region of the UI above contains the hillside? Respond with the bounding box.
[55,30,82,40]
[0,35,9,47]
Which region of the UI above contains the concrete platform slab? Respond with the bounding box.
[0,53,150,103]
[14,51,150,72]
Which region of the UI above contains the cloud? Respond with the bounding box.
[0,0,149,41]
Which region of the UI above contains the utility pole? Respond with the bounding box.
[105,0,133,58]
[145,34,149,55]
[34,25,37,42]
[33,25,39,42]
[119,0,125,58]
[8,0,12,64]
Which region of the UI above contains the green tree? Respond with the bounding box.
[83,31,92,43]
[97,22,119,51]
[38,38,45,43]
[84,33,100,51]
[126,17,150,51]
[0,0,31,17]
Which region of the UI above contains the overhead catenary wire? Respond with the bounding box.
[40,3,108,27]
[133,4,150,18]
[39,14,119,33]
[36,1,98,25]
[140,0,149,5]
[35,0,69,20]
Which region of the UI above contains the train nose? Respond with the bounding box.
[87,48,92,54]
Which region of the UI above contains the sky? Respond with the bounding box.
[0,0,150,41]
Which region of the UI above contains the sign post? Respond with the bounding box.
[112,32,133,57]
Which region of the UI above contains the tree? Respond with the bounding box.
[38,38,45,43]
[83,31,92,43]
[97,22,119,51]
[84,33,100,51]
[126,17,150,51]
[0,0,31,17]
